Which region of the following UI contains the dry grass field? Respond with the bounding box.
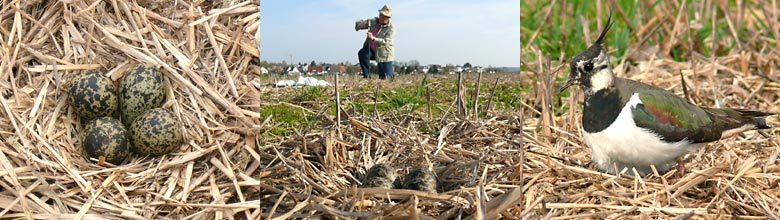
[0,0,779,219]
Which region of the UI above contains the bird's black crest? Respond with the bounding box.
[595,11,612,45]
[572,11,613,63]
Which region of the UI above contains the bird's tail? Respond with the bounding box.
[704,108,775,130]
[703,108,775,139]
[755,117,770,129]
[733,109,774,129]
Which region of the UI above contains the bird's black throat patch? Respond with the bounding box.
[582,88,622,133]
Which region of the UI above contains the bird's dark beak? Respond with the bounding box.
[558,78,576,94]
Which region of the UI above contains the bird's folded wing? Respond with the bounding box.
[630,89,720,143]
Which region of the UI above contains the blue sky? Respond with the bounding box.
[260,0,519,67]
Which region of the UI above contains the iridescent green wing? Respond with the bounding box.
[619,80,719,143]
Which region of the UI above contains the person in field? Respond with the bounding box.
[355,5,395,79]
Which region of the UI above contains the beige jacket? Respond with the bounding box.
[355,17,395,62]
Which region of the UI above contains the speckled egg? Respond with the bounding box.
[120,65,165,126]
[130,108,183,156]
[401,167,438,193]
[361,163,400,189]
[68,70,118,121]
[83,117,129,165]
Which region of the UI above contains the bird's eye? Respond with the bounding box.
[584,62,594,71]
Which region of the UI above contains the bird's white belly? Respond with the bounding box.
[582,93,700,175]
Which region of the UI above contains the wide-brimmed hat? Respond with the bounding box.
[379,5,392,17]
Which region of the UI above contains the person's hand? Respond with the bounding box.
[367,32,375,41]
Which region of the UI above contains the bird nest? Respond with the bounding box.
[0,0,263,219]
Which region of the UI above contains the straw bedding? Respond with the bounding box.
[1,0,264,219]
[0,0,779,219]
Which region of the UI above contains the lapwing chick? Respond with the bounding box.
[559,14,775,176]
[401,167,438,193]
[361,163,399,189]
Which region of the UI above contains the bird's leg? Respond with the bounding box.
[676,158,688,177]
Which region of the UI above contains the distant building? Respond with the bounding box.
[260,67,269,74]
[286,66,301,75]
[328,64,346,74]
[474,66,484,73]
[308,65,324,75]
[300,64,309,74]
[463,63,473,71]
[445,65,456,74]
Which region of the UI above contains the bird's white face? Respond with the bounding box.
[576,50,613,94]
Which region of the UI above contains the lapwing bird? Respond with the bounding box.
[559,15,775,176]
